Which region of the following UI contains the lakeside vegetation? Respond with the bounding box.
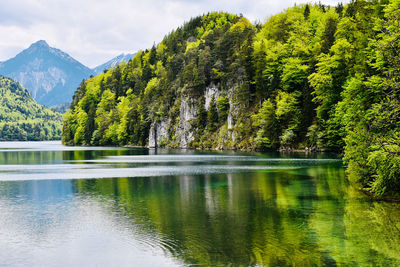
[0,75,62,140]
[63,0,400,196]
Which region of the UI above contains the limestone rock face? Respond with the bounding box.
[148,83,241,149]
[175,97,198,148]
[204,83,220,110]
[149,119,169,148]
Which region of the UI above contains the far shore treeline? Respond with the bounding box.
[0,76,62,141]
[62,0,400,196]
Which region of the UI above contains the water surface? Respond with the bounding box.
[0,141,399,266]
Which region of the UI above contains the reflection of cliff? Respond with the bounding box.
[73,165,384,266]
[308,167,400,266]
[1,151,397,265]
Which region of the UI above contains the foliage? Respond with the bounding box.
[0,75,62,141]
[252,99,277,148]
[339,0,400,196]
[50,102,71,114]
[216,96,229,122]
[63,3,400,196]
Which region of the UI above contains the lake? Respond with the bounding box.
[0,141,399,266]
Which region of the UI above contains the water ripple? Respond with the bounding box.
[0,165,299,181]
[71,155,341,164]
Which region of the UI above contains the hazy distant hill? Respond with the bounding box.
[0,40,94,107]
[93,53,135,75]
[0,75,62,140]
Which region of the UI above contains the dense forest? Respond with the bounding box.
[0,75,62,140]
[63,0,400,196]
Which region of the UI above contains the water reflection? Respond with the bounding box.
[0,142,399,266]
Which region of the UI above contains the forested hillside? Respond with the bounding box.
[0,75,62,140]
[63,0,400,196]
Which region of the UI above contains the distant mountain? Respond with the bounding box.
[93,53,136,75]
[0,40,94,107]
[0,75,62,140]
[50,102,71,114]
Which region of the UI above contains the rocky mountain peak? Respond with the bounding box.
[0,41,94,106]
[30,40,49,48]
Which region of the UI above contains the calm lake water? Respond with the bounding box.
[0,141,399,266]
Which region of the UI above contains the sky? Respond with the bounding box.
[0,0,345,68]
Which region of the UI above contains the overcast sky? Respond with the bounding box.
[0,0,345,68]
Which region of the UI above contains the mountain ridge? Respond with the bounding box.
[93,53,136,75]
[0,40,94,107]
[0,41,136,108]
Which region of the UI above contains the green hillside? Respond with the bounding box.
[63,0,400,196]
[0,75,62,140]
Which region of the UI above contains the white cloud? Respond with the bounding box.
[0,0,346,68]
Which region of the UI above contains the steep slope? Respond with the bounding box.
[0,75,62,140]
[64,12,256,148]
[0,40,94,107]
[63,3,400,197]
[93,53,136,75]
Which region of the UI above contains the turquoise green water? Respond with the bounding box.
[0,141,399,266]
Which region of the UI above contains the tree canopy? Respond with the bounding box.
[62,2,400,196]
